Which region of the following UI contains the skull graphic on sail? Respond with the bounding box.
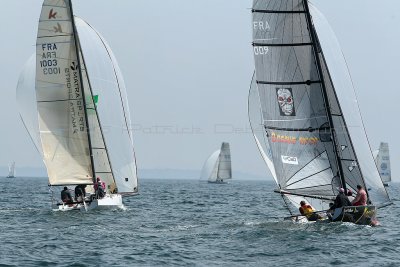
[276,88,295,116]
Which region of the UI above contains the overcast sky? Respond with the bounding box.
[1,0,399,180]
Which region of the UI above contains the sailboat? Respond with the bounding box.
[248,0,390,225]
[373,142,391,187]
[201,142,232,183]
[17,0,138,211]
[6,162,16,178]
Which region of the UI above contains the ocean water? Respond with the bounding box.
[0,177,399,267]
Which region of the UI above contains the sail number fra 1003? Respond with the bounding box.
[40,43,60,75]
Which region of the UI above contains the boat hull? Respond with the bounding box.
[53,194,123,211]
[208,180,228,184]
[330,205,377,225]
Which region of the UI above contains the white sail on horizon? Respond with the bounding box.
[201,142,232,183]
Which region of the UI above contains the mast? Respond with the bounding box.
[303,0,347,192]
[69,0,96,183]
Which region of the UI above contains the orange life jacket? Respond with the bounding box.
[300,205,314,217]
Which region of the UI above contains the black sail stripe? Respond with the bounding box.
[252,9,306,14]
[265,126,330,132]
[257,80,321,85]
[253,42,312,47]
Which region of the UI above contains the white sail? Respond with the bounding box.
[16,54,43,155]
[201,150,220,182]
[248,73,278,183]
[201,142,232,182]
[32,0,138,196]
[309,3,390,205]
[217,142,232,180]
[74,17,138,194]
[374,142,391,184]
[36,0,92,185]
[7,162,16,178]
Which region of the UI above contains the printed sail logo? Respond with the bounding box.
[54,23,63,33]
[48,8,57,19]
[281,155,298,165]
[276,88,295,116]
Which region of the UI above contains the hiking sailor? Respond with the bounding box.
[61,186,73,204]
[299,200,321,221]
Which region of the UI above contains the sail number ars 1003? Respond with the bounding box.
[39,43,60,75]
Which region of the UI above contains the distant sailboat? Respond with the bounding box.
[6,162,16,178]
[201,142,232,183]
[248,0,390,225]
[17,0,138,211]
[373,142,391,187]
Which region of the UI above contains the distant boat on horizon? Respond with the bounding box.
[6,162,16,178]
[201,142,232,184]
[373,142,391,187]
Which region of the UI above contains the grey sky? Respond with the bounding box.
[1,0,399,180]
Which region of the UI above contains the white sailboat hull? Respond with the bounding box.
[53,194,123,212]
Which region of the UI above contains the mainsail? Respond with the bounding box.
[31,0,137,194]
[250,0,390,212]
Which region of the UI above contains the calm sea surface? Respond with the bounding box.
[0,177,399,266]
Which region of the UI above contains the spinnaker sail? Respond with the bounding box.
[249,0,390,214]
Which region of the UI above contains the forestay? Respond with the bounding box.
[250,0,389,212]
